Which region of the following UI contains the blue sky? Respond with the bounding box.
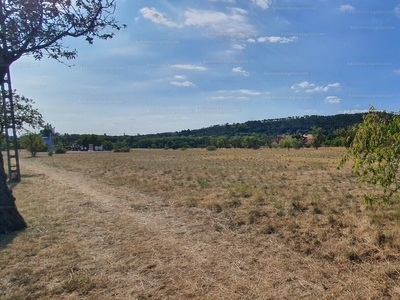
[9,0,400,135]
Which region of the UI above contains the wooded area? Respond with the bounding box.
[50,113,365,150]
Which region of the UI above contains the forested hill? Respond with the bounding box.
[155,113,365,138]
[56,113,367,150]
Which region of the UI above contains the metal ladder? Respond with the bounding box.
[1,67,21,182]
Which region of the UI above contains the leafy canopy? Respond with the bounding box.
[333,125,358,149]
[19,132,46,157]
[0,90,44,135]
[0,0,125,68]
[338,107,400,206]
[311,126,325,149]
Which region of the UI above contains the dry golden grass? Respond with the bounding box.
[1,148,400,299]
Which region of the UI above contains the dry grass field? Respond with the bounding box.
[1,148,400,299]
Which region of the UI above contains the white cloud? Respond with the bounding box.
[339,109,369,114]
[247,38,256,43]
[172,64,207,71]
[210,96,233,99]
[292,81,340,93]
[306,83,341,93]
[209,0,235,2]
[307,86,329,93]
[232,43,245,50]
[174,75,185,79]
[184,8,255,38]
[231,7,248,14]
[139,7,179,27]
[237,96,249,99]
[170,81,196,87]
[340,5,355,12]
[252,0,272,10]
[257,36,298,43]
[291,81,315,89]
[240,89,260,95]
[395,5,400,18]
[232,67,249,76]
[325,96,340,103]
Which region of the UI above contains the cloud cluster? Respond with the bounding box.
[232,67,249,76]
[339,5,355,12]
[240,89,260,95]
[291,81,340,93]
[139,7,180,27]
[172,64,207,71]
[139,6,255,39]
[248,36,298,43]
[325,96,340,104]
[184,8,255,38]
[170,81,196,87]
[252,0,272,10]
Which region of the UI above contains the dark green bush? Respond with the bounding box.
[55,148,66,154]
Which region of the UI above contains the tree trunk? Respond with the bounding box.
[0,151,26,234]
[0,63,27,234]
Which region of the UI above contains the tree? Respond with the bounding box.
[102,140,113,151]
[290,133,303,149]
[0,0,125,233]
[0,91,44,233]
[338,107,400,206]
[77,134,103,149]
[1,91,44,137]
[311,127,325,149]
[333,125,358,148]
[40,123,54,138]
[278,135,293,150]
[19,132,47,157]
[229,136,243,149]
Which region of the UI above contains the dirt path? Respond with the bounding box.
[4,157,384,299]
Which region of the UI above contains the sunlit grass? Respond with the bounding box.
[1,148,400,299]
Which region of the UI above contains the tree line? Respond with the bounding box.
[46,125,358,151]
[40,113,364,151]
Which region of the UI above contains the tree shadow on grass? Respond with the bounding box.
[8,173,43,190]
[0,228,25,250]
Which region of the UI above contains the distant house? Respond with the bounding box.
[42,136,54,151]
[301,134,314,146]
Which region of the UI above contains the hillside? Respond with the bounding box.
[56,113,366,150]
[152,113,365,138]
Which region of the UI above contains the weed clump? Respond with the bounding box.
[208,202,223,213]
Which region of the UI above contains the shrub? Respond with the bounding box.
[48,150,53,156]
[55,148,67,154]
[113,147,130,153]
[19,132,47,157]
[206,145,217,151]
